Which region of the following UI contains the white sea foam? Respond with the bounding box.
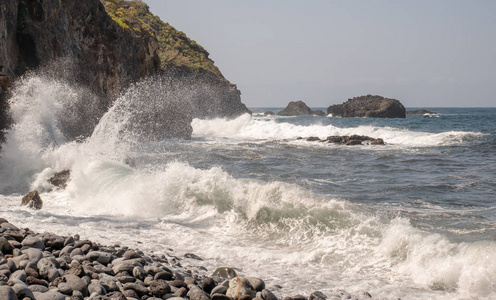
[192,114,484,147]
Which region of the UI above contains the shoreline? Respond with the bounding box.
[0,218,374,300]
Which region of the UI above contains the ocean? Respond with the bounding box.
[1,75,495,299]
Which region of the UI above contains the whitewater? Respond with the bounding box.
[1,74,496,299]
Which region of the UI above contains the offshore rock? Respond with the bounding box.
[277,101,325,116]
[407,109,438,115]
[48,170,71,188]
[324,135,385,146]
[328,95,406,118]
[21,191,43,210]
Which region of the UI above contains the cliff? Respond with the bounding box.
[0,0,249,142]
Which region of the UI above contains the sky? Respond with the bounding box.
[144,0,496,108]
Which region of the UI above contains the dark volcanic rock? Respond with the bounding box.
[327,95,406,118]
[305,135,385,146]
[407,109,438,115]
[48,170,71,188]
[277,101,325,116]
[21,190,43,210]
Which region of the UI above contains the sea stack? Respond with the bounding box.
[277,101,325,116]
[328,95,406,118]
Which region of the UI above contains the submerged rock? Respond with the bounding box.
[328,95,406,118]
[304,135,385,146]
[21,191,43,210]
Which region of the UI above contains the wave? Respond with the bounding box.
[192,114,485,147]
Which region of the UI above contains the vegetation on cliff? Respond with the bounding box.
[101,0,224,78]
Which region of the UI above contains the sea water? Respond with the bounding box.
[0,74,495,299]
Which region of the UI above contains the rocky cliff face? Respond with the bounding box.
[328,95,406,118]
[0,0,249,142]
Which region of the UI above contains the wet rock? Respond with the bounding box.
[226,277,256,299]
[309,291,327,300]
[197,277,215,294]
[261,289,278,300]
[306,137,321,142]
[48,170,71,188]
[9,270,27,282]
[184,253,203,260]
[212,267,238,280]
[211,285,228,296]
[43,234,65,250]
[154,270,173,281]
[132,266,146,280]
[21,191,43,210]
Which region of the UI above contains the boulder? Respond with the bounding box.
[21,191,43,210]
[327,95,406,118]
[277,101,325,116]
[48,170,71,188]
[226,277,256,299]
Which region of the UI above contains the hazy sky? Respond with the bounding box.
[144,0,496,108]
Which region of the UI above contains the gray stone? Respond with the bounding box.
[226,277,256,299]
[34,290,66,300]
[12,282,35,299]
[187,288,210,300]
[70,248,84,258]
[64,274,89,297]
[211,285,228,296]
[247,277,265,292]
[21,236,45,250]
[37,258,58,280]
[262,289,278,300]
[28,284,49,293]
[199,277,216,294]
[0,223,19,231]
[113,260,143,274]
[22,248,43,263]
[60,246,75,256]
[9,270,27,282]
[88,280,106,295]
[117,275,136,283]
[0,285,18,300]
[132,266,146,280]
[99,274,119,292]
[57,282,72,295]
